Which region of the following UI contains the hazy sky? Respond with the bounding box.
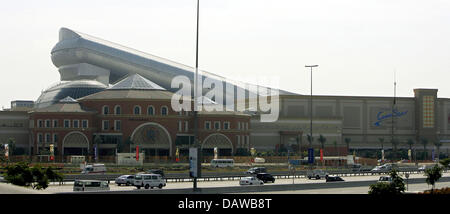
[1,0,450,108]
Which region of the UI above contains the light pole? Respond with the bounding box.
[305,65,318,167]
[192,0,201,191]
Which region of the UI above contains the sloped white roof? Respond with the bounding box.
[109,74,166,90]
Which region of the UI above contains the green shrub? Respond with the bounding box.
[3,162,62,190]
[368,169,405,195]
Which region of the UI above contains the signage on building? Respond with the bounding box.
[374,108,408,127]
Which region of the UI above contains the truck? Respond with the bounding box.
[81,163,107,174]
[307,169,329,179]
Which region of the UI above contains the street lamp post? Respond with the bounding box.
[305,65,318,168]
[192,0,201,191]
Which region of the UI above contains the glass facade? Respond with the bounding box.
[35,80,107,108]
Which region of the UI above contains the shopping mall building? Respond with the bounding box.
[1,28,449,161]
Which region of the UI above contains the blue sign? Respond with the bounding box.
[374,108,408,127]
[308,148,314,164]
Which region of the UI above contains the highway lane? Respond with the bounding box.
[42,172,450,194]
[245,181,450,194]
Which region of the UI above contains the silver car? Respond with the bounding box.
[115,175,135,186]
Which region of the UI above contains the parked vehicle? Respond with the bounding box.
[147,169,165,177]
[307,169,329,179]
[115,175,135,186]
[210,159,234,168]
[377,176,393,183]
[239,177,264,186]
[256,173,275,183]
[246,167,267,175]
[326,176,345,182]
[81,164,106,174]
[73,180,110,192]
[133,173,166,189]
[0,176,5,183]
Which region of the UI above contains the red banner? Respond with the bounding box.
[320,149,323,162]
[136,145,139,161]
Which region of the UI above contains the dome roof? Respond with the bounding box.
[35,80,108,108]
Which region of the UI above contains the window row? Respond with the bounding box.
[37,133,58,143]
[103,105,169,116]
[237,122,249,130]
[37,119,88,129]
[204,121,231,130]
[178,121,189,132]
[102,120,122,131]
[236,135,250,148]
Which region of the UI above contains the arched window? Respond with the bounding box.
[103,106,109,115]
[134,106,141,115]
[115,105,121,115]
[161,106,168,116]
[147,106,154,115]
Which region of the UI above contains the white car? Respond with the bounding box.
[239,177,264,186]
[306,169,329,179]
[134,174,166,189]
[377,176,393,183]
[115,175,135,186]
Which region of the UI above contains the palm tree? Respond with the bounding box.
[406,139,415,162]
[344,138,351,155]
[433,141,442,161]
[318,135,327,150]
[378,137,385,150]
[420,137,429,160]
[307,134,314,148]
[391,138,399,161]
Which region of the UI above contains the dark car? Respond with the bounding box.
[325,176,344,182]
[256,173,275,183]
[147,169,165,177]
[246,167,267,175]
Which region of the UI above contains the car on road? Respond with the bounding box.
[0,176,6,183]
[73,180,110,192]
[246,167,267,175]
[325,176,344,182]
[115,175,135,186]
[256,173,275,183]
[240,176,264,186]
[418,165,435,171]
[307,169,329,179]
[147,169,165,177]
[134,173,166,189]
[81,163,106,174]
[377,176,393,183]
[371,163,397,173]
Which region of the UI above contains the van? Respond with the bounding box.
[210,159,234,168]
[81,164,106,174]
[73,180,110,192]
[133,173,166,189]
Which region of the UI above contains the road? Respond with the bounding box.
[39,172,450,194]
